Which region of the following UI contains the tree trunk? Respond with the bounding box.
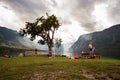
[48,45,52,57]
[48,43,54,57]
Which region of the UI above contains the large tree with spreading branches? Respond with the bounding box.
[19,13,60,57]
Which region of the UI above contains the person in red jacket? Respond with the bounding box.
[74,54,79,59]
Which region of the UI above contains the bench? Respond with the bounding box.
[81,53,101,59]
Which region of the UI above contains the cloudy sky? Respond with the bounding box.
[0,0,120,43]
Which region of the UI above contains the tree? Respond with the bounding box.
[19,13,60,57]
[55,38,62,54]
[55,38,62,48]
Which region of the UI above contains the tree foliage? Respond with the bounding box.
[55,38,62,48]
[19,13,60,56]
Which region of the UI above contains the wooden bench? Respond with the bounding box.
[81,53,89,59]
[81,53,101,59]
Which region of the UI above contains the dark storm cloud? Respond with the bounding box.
[1,0,120,32]
[1,0,49,22]
[60,0,109,31]
[68,0,107,31]
[107,0,120,24]
[67,0,120,31]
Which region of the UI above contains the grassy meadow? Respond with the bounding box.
[0,55,120,80]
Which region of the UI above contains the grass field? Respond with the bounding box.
[0,55,120,80]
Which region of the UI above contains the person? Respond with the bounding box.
[74,54,79,59]
[35,48,37,54]
[88,41,93,58]
[92,47,96,58]
[3,54,9,58]
[81,50,86,57]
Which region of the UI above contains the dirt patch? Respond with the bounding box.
[82,69,95,80]
[95,72,112,80]
[29,71,66,80]
[107,73,120,80]
[110,65,120,70]
[0,77,4,80]
[30,73,42,80]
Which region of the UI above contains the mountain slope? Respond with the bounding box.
[0,26,37,48]
[0,26,64,53]
[71,24,120,58]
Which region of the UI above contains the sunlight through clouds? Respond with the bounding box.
[92,3,113,30]
[55,20,88,43]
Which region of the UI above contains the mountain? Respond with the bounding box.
[0,26,64,53]
[0,26,40,48]
[71,24,120,58]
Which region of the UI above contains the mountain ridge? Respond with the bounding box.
[0,26,64,54]
[71,24,120,58]
[0,26,38,48]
